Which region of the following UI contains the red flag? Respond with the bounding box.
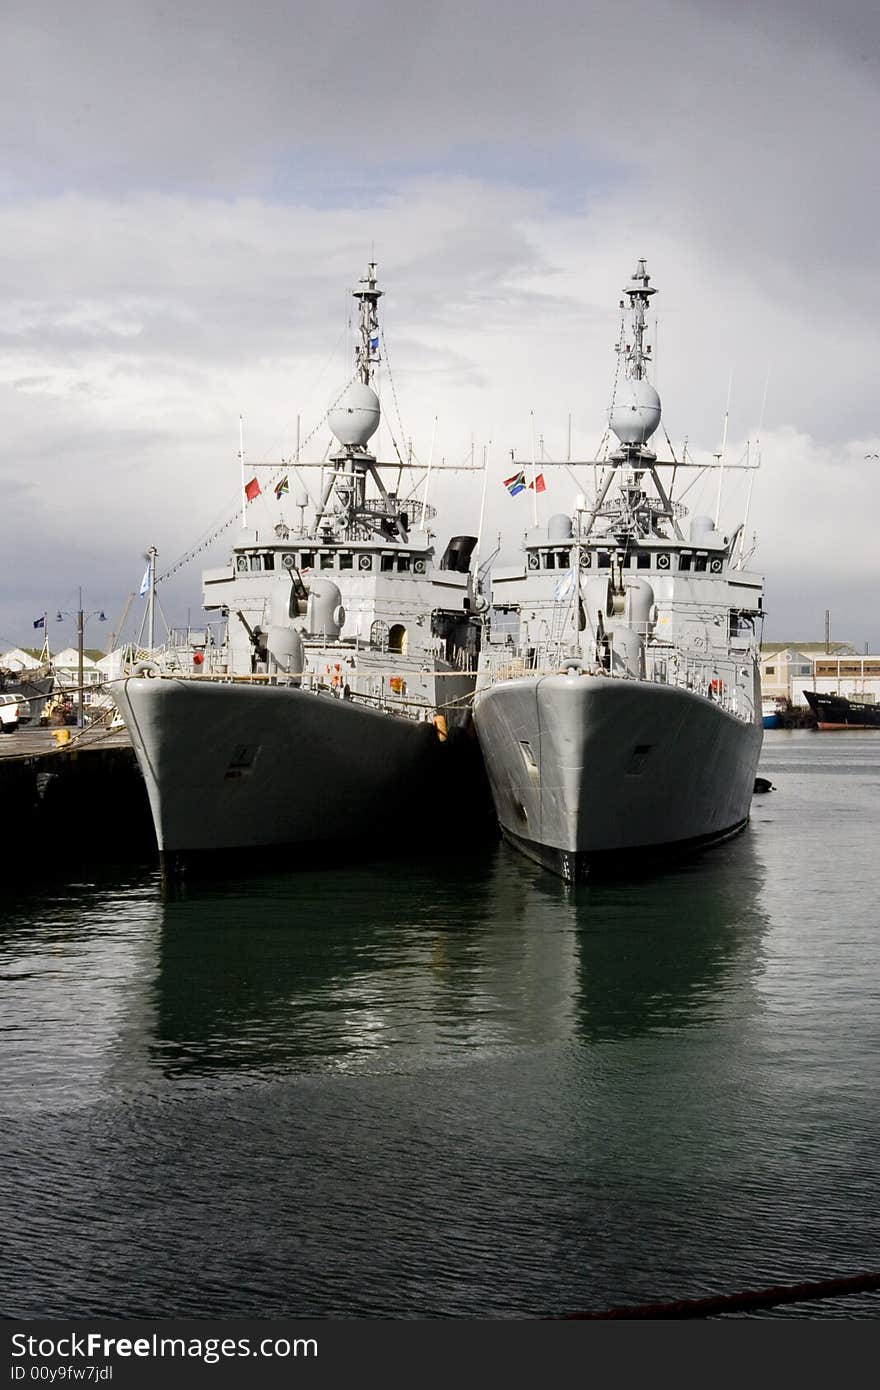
[528,473,546,493]
[244,477,261,501]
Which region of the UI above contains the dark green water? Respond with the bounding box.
[1,730,878,1318]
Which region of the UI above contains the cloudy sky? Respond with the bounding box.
[2,0,879,653]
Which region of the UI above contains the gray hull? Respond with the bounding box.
[115,677,457,859]
[473,673,763,880]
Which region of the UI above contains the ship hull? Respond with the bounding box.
[803,689,880,730]
[473,673,763,882]
[114,677,482,866]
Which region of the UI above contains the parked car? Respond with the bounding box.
[0,693,24,732]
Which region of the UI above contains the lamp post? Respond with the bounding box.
[57,589,106,727]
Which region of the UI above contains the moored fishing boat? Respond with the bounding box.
[803,689,880,729]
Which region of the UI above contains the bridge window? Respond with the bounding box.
[679,553,692,572]
[249,555,262,571]
[320,553,334,570]
[300,552,314,569]
[380,555,395,572]
[556,549,570,567]
[637,553,651,569]
[263,553,275,570]
[339,552,353,570]
[397,555,411,572]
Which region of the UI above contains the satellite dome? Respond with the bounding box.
[610,377,662,446]
[328,382,380,447]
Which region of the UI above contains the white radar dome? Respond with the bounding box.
[610,377,662,446]
[328,382,380,447]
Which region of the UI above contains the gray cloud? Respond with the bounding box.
[2,0,879,647]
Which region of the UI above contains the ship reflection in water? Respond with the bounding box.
[3,733,879,1318]
[148,836,768,1080]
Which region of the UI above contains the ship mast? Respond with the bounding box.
[581,260,684,544]
[319,263,408,543]
[353,262,382,386]
[620,257,656,383]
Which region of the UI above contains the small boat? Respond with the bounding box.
[761,698,783,729]
[803,689,880,730]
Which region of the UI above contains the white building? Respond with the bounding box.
[0,646,44,672]
[809,654,880,705]
[51,647,103,706]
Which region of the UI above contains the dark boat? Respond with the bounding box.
[803,689,880,730]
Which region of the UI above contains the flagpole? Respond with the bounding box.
[420,417,438,528]
[529,412,538,526]
[239,415,247,529]
[474,439,491,574]
[147,546,157,651]
[77,587,84,728]
[714,371,732,529]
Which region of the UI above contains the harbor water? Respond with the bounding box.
[1,730,878,1319]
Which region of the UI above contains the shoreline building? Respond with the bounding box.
[760,642,880,708]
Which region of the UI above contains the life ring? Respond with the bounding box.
[709,677,723,697]
[133,660,161,678]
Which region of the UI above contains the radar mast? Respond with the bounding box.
[353,262,383,386]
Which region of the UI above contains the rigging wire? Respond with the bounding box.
[156,371,359,586]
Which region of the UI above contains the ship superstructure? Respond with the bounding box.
[473,260,765,880]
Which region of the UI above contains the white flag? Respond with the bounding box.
[139,566,150,597]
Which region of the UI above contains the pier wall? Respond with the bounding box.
[0,734,154,874]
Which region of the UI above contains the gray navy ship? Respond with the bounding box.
[114,265,484,872]
[473,260,765,881]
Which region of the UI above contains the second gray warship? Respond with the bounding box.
[114,265,484,871]
[473,260,765,880]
